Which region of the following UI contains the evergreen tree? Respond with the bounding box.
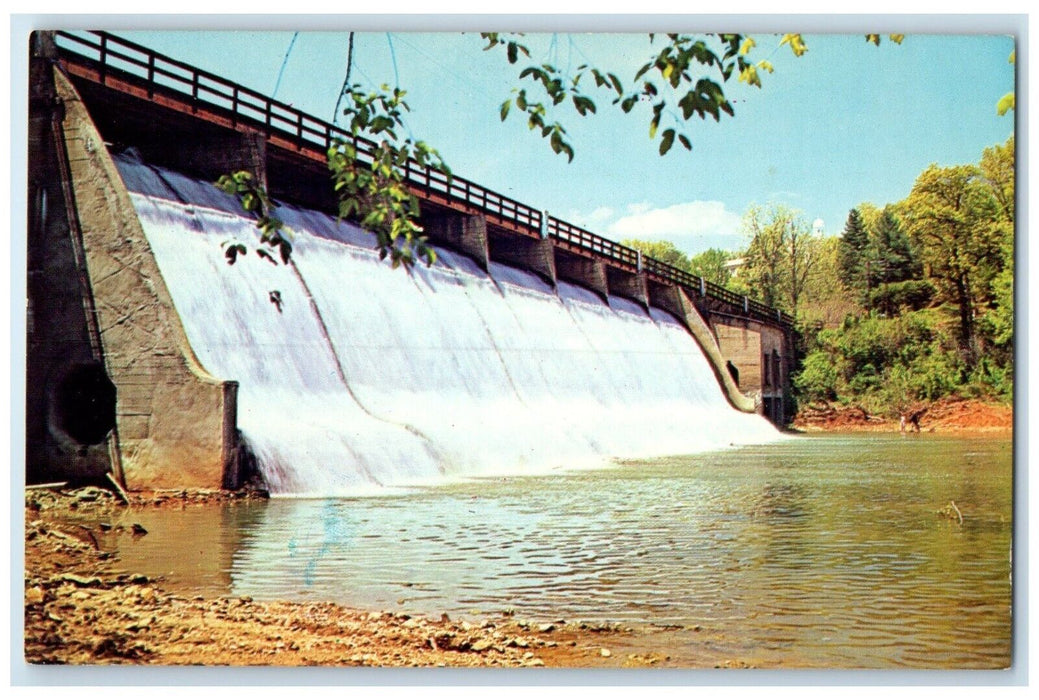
[838,208,870,299]
[873,206,920,284]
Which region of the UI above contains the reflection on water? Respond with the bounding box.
[106,434,1012,668]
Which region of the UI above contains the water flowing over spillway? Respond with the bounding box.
[114,153,781,495]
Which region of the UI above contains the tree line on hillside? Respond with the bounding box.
[624,135,1014,418]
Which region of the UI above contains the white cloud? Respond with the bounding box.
[563,200,747,255]
[606,201,743,242]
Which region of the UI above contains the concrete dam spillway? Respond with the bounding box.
[113,152,781,495]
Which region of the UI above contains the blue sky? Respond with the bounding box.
[109,26,1016,256]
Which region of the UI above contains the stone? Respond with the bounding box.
[26,586,45,605]
[600,648,611,657]
[61,574,102,588]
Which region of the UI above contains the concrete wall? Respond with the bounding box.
[713,321,764,395]
[710,316,792,424]
[29,66,239,490]
[650,285,758,414]
[26,51,114,485]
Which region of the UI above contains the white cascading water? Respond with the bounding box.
[114,152,781,496]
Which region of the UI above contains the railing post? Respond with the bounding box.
[540,211,549,239]
[743,296,749,314]
[99,33,108,85]
[146,55,155,97]
[700,277,706,297]
[636,250,643,273]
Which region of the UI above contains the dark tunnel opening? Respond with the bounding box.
[53,361,117,445]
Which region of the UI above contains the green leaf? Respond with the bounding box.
[678,133,692,151]
[500,99,511,121]
[781,34,807,57]
[572,95,596,116]
[739,65,761,88]
[997,92,1015,116]
[659,128,675,156]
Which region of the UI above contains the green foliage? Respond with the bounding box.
[328,83,451,269]
[795,310,974,414]
[868,279,935,316]
[838,208,869,297]
[620,238,693,273]
[997,49,1015,116]
[871,206,920,285]
[215,171,293,265]
[221,82,452,272]
[901,163,1006,366]
[688,248,736,286]
[741,204,819,317]
[484,32,812,158]
[865,34,905,46]
[794,351,839,403]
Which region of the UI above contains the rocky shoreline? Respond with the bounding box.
[790,397,1013,434]
[22,487,689,669]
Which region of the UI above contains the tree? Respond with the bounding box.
[688,248,735,286]
[977,136,1015,356]
[855,201,884,239]
[838,208,870,300]
[741,204,818,318]
[797,236,861,330]
[871,206,920,285]
[865,206,931,316]
[621,238,692,272]
[901,164,1004,368]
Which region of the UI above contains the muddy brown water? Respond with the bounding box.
[92,434,1013,668]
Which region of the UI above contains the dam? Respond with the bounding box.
[27,30,795,494]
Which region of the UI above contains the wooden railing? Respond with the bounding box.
[53,29,794,329]
[546,218,640,269]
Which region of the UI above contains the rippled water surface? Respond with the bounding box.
[109,434,1013,668]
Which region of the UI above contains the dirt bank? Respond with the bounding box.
[791,397,1013,434]
[22,487,718,669]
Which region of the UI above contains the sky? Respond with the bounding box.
[49,22,1017,257]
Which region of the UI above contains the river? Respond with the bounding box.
[104,433,1013,669]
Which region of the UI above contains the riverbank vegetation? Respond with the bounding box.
[626,136,1015,422]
